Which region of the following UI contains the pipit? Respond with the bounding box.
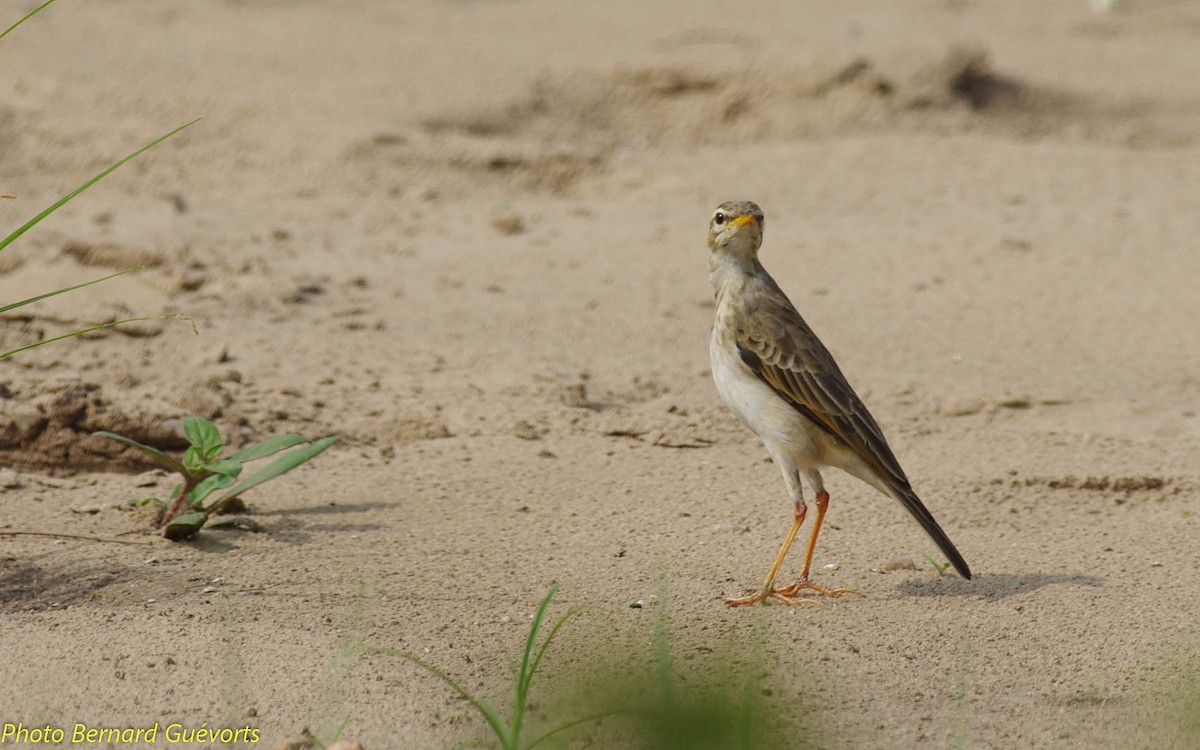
[707,201,971,607]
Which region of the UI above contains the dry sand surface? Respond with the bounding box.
[2,1,1200,748]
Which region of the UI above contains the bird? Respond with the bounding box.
[707,200,971,606]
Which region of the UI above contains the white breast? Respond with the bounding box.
[709,320,822,471]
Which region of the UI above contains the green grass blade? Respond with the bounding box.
[227,434,309,463]
[351,646,511,745]
[0,268,139,314]
[525,709,628,750]
[512,603,581,749]
[328,715,351,745]
[208,436,338,512]
[0,317,165,359]
[0,117,202,255]
[511,586,560,747]
[527,607,580,687]
[519,586,559,691]
[303,723,349,750]
[0,0,57,43]
[655,579,675,714]
[90,430,187,473]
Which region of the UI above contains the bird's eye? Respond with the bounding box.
[714,212,726,226]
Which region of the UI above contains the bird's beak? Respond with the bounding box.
[730,214,757,229]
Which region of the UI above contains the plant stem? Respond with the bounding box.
[160,475,200,529]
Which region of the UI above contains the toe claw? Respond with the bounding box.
[771,592,822,607]
[726,578,864,607]
[776,580,865,600]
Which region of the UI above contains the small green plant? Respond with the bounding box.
[341,585,815,750]
[93,416,338,540]
[923,553,952,576]
[351,586,619,750]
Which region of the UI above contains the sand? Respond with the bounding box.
[2,1,1199,748]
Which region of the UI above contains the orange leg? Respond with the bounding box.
[774,490,864,599]
[726,502,821,607]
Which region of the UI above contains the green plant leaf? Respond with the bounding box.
[203,458,242,477]
[189,472,237,506]
[0,118,202,255]
[91,430,187,474]
[227,434,309,463]
[207,436,338,514]
[182,445,202,472]
[206,516,262,532]
[163,511,207,541]
[183,416,223,452]
[923,554,951,576]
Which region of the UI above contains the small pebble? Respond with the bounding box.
[881,557,917,572]
[0,468,22,489]
[134,471,164,488]
[513,420,542,441]
[491,213,525,235]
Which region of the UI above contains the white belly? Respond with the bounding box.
[709,325,821,471]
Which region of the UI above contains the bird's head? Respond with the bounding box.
[707,201,765,259]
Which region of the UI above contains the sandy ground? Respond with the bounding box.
[2,1,1200,748]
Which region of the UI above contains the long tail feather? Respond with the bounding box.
[889,486,972,579]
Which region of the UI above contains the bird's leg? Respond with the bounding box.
[775,490,864,599]
[725,501,820,607]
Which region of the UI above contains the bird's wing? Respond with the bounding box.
[734,288,911,492]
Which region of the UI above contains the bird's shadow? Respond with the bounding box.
[898,572,1105,600]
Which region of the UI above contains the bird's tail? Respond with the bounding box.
[888,485,972,580]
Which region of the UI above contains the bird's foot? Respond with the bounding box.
[724,585,823,608]
[774,579,865,599]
